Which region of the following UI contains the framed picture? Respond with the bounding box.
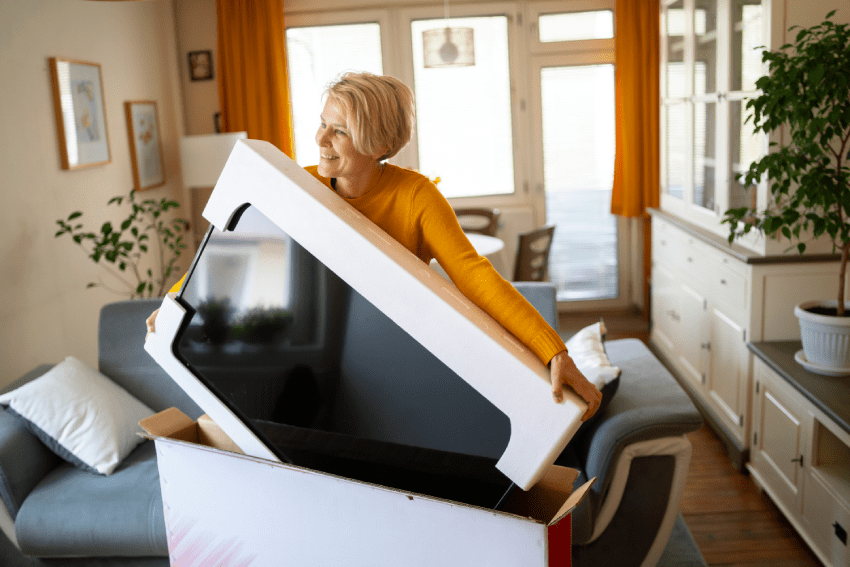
[49,57,111,170]
[125,101,165,191]
[188,50,214,81]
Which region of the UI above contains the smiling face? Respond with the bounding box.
[315,97,378,185]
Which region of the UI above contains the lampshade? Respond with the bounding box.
[179,132,247,187]
[422,27,475,68]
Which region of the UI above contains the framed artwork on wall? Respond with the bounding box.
[125,101,166,191]
[188,50,214,81]
[49,57,111,170]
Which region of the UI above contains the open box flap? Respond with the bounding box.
[140,407,244,454]
[145,139,586,490]
[549,477,596,527]
[499,464,595,525]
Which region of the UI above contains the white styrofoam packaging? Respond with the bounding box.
[140,408,594,567]
[145,139,586,490]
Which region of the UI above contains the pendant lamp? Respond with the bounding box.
[422,0,474,68]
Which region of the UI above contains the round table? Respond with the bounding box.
[430,233,507,280]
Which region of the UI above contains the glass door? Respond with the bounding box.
[527,4,625,307]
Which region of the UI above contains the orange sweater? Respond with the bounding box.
[171,164,566,364]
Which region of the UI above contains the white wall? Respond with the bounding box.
[174,0,219,136]
[0,0,185,389]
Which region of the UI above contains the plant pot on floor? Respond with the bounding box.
[795,300,850,376]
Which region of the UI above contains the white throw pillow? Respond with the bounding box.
[0,356,154,475]
[565,321,621,390]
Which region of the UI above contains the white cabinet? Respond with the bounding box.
[750,357,850,567]
[651,215,750,449]
[650,210,845,468]
[750,359,806,515]
[707,307,748,432]
[661,0,769,239]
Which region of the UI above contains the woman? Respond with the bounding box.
[149,72,601,419]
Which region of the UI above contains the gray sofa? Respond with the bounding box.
[1,282,701,566]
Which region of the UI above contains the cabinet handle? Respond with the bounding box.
[791,455,804,467]
[720,279,727,285]
[687,256,694,263]
[701,342,711,350]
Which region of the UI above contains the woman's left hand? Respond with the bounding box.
[549,351,602,421]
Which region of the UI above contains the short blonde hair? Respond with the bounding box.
[324,72,415,161]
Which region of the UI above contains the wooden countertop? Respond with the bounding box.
[748,341,850,435]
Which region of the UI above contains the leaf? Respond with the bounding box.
[136,282,147,294]
[86,283,96,288]
[798,242,807,254]
[809,63,825,85]
[68,212,82,220]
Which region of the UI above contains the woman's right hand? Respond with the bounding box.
[145,309,159,341]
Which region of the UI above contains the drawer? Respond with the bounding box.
[653,227,682,269]
[804,470,850,566]
[709,260,747,312]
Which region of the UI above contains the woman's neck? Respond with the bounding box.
[334,161,385,199]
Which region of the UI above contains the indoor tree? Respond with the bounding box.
[723,11,850,315]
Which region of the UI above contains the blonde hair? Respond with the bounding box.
[324,72,415,161]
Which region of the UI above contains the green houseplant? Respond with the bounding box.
[55,189,189,298]
[723,11,850,373]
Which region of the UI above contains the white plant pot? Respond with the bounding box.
[795,300,850,376]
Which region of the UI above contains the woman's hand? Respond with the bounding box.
[145,309,159,341]
[549,351,602,421]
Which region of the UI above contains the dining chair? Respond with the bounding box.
[453,207,501,237]
[513,225,556,282]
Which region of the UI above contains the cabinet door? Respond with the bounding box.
[707,306,748,439]
[677,282,708,390]
[652,264,678,356]
[752,362,805,517]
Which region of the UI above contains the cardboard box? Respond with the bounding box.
[140,408,593,567]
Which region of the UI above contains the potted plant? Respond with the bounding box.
[55,189,189,298]
[723,11,850,375]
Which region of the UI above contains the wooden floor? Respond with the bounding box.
[558,309,824,567]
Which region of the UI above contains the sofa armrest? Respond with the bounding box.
[0,365,63,520]
[575,339,702,491]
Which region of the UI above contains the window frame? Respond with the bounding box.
[526,0,615,54]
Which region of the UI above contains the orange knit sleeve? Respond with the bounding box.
[413,184,566,365]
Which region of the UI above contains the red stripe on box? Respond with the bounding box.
[548,514,572,567]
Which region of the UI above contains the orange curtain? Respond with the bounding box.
[611,0,660,217]
[611,0,659,316]
[217,0,295,159]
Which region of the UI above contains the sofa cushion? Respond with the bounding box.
[0,357,155,475]
[15,440,167,558]
[565,322,621,436]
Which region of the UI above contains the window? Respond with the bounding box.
[411,16,514,198]
[538,10,613,42]
[285,23,383,165]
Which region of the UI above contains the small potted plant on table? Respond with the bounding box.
[724,12,850,375]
